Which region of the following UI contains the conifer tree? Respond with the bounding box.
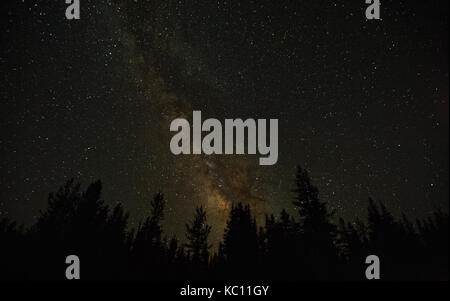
[185,206,212,266]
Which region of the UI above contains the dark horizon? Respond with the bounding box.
[1,165,448,280]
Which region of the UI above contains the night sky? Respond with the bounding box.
[1,0,448,244]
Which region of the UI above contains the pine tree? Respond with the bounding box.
[131,192,166,279]
[185,206,212,266]
[292,166,338,279]
[222,203,259,279]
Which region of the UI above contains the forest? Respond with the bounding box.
[0,166,448,281]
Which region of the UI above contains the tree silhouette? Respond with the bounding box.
[337,217,368,280]
[220,203,260,279]
[131,192,169,280]
[263,209,304,280]
[185,206,212,266]
[184,206,212,279]
[0,166,448,281]
[292,166,338,279]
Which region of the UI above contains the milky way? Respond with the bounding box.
[1,0,448,245]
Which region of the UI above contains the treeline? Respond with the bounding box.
[0,167,448,280]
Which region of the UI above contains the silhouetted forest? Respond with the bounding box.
[0,166,448,281]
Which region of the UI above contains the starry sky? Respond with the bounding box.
[1,0,448,244]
